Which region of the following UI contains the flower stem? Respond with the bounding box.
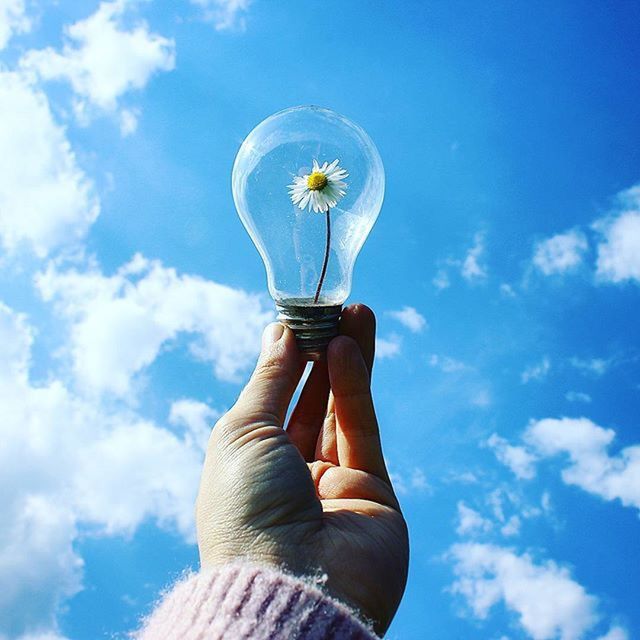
[314,207,331,304]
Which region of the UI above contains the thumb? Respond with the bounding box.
[230,323,304,428]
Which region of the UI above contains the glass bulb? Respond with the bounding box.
[232,105,384,358]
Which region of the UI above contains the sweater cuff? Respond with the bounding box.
[136,562,379,640]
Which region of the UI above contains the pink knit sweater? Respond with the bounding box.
[137,562,379,639]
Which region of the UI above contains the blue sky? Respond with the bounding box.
[0,1,639,639]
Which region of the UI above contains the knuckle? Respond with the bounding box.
[211,416,232,441]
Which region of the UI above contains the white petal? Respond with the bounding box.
[301,191,313,209]
[327,169,347,181]
[311,191,320,212]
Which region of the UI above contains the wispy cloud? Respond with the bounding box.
[565,391,592,404]
[375,333,402,360]
[389,465,430,495]
[597,627,629,640]
[191,0,252,31]
[429,354,469,373]
[169,399,221,451]
[521,356,551,383]
[532,228,588,276]
[486,433,537,480]
[569,356,611,377]
[456,501,493,536]
[387,306,427,333]
[499,283,517,297]
[433,232,488,290]
[461,232,488,282]
[432,268,450,290]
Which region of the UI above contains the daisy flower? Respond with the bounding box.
[288,159,348,213]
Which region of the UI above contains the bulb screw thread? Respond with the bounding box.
[276,302,342,361]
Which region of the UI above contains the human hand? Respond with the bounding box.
[196,305,409,635]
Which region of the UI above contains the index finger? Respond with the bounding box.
[339,303,376,376]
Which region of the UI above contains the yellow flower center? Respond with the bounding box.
[307,172,328,191]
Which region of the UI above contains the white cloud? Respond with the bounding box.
[0,300,32,378]
[191,0,252,31]
[594,184,640,283]
[433,232,487,289]
[456,501,493,536]
[387,306,427,333]
[388,465,429,496]
[570,357,610,377]
[13,634,71,640]
[449,543,600,640]
[500,283,517,297]
[119,107,140,136]
[565,391,592,404]
[525,417,640,512]
[487,488,507,522]
[471,387,492,408]
[375,333,401,360]
[21,0,175,121]
[36,254,272,396]
[597,627,628,640]
[488,487,545,530]
[169,398,220,452]
[493,417,640,512]
[532,229,588,275]
[433,268,450,290]
[0,301,209,636]
[462,232,488,282]
[73,416,203,537]
[500,515,521,537]
[521,356,551,383]
[0,0,30,50]
[0,71,99,257]
[456,486,547,541]
[429,354,469,373]
[448,471,480,485]
[410,467,429,490]
[487,433,537,480]
[0,495,81,638]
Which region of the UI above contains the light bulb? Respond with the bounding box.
[232,105,384,359]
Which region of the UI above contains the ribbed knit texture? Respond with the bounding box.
[136,562,379,639]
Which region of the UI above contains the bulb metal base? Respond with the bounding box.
[276,302,342,360]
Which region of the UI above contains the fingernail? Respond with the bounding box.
[262,322,284,348]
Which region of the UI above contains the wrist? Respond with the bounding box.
[139,561,379,639]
